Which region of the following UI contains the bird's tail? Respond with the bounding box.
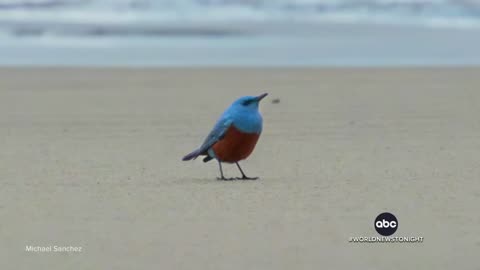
[182,149,201,161]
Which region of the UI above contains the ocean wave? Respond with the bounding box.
[1,0,480,38]
[0,0,83,9]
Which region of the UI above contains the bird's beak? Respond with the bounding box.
[256,93,268,101]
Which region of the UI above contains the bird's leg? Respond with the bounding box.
[216,161,226,180]
[235,162,258,180]
[216,161,235,180]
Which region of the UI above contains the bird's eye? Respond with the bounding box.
[242,100,251,106]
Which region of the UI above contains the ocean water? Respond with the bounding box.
[1,0,480,66]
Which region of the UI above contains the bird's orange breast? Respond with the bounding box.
[212,125,260,163]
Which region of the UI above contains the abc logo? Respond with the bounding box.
[374,212,398,236]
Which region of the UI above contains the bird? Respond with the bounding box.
[182,93,268,180]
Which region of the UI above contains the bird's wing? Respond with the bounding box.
[182,115,232,161]
[196,116,233,155]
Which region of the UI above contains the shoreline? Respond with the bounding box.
[2,22,480,67]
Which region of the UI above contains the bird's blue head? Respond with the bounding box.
[223,93,268,133]
[230,93,268,111]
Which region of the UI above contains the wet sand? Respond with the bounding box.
[0,68,479,269]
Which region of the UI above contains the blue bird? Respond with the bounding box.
[182,93,268,180]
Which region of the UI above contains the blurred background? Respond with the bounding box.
[1,0,480,66]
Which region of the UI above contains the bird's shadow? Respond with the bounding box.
[177,177,259,185]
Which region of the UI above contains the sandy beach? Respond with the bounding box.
[0,68,479,269]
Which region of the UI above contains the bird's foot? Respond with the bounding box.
[236,176,258,180]
[217,177,236,181]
